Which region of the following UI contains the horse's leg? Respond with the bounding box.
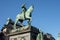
[27,17,31,26]
[19,19,23,27]
[14,19,18,29]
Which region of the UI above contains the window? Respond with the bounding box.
[20,37,25,40]
[14,38,17,40]
[10,38,17,40]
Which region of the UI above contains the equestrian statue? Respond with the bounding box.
[14,4,34,29]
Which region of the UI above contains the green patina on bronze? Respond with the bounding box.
[36,30,43,40]
[14,4,34,29]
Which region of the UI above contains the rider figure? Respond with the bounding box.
[21,4,27,13]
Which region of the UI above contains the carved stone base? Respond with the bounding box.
[7,26,39,40]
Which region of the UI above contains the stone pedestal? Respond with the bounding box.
[7,26,39,40]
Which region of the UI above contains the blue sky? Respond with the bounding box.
[0,0,60,39]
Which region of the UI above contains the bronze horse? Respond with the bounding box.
[14,4,34,29]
